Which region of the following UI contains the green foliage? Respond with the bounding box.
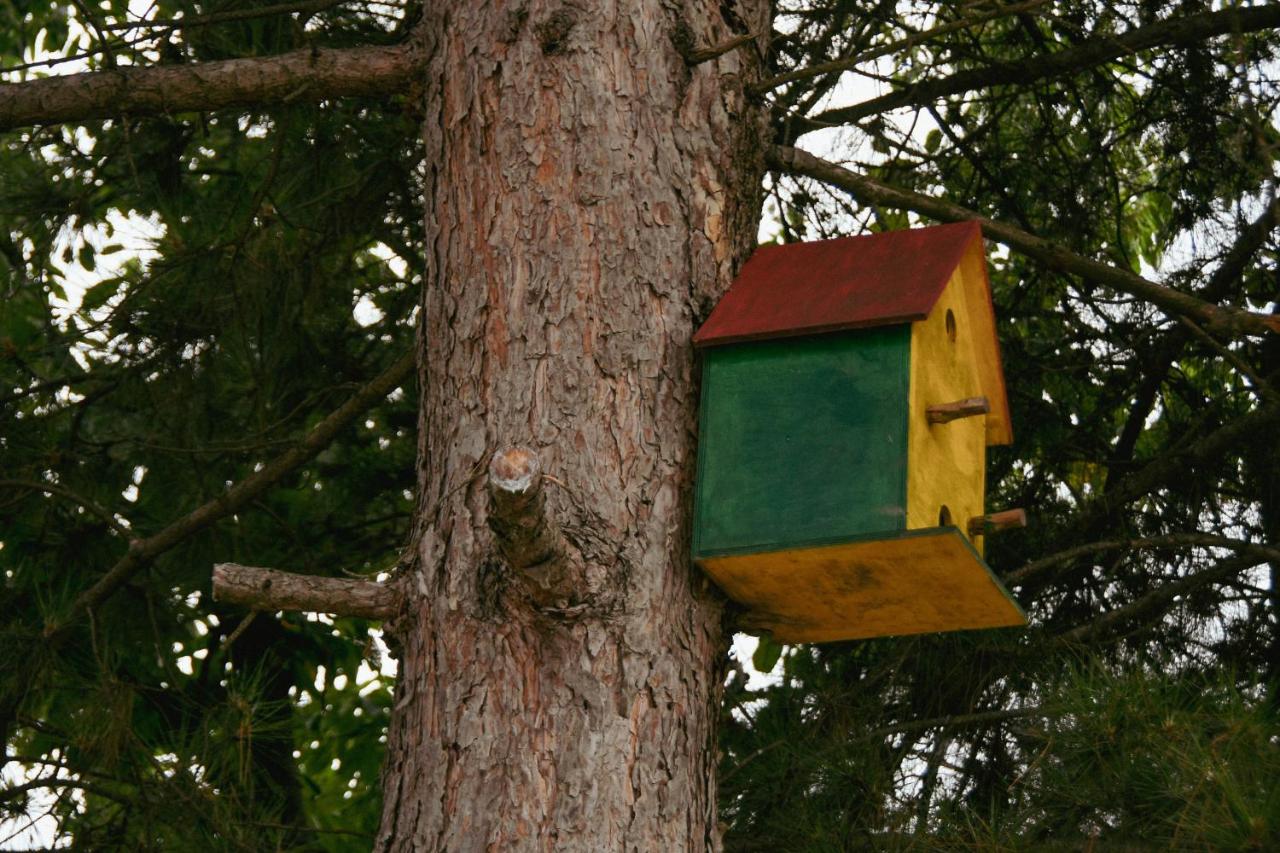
[2,2,421,847]
[930,669,1280,851]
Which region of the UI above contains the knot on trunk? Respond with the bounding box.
[535,8,576,55]
[487,447,592,612]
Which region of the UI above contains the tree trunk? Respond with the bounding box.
[375,2,769,849]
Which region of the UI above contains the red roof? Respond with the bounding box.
[693,221,982,347]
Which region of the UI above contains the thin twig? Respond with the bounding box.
[1178,316,1279,404]
[102,0,345,32]
[1007,532,1280,588]
[221,611,259,654]
[767,144,1280,338]
[43,351,413,639]
[752,0,1049,94]
[0,479,131,537]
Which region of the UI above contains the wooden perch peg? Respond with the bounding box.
[968,509,1028,538]
[927,396,990,425]
[211,563,397,620]
[488,447,584,607]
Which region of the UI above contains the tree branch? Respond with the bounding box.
[0,479,130,537]
[0,42,419,131]
[1011,402,1280,599]
[1178,316,1279,404]
[102,0,343,31]
[1059,552,1267,643]
[0,775,129,806]
[211,563,398,620]
[767,145,1280,338]
[44,351,414,639]
[798,5,1280,135]
[487,447,585,608]
[752,0,1049,94]
[1202,192,1280,303]
[1007,532,1280,589]
[725,705,1050,783]
[870,705,1048,739]
[1102,401,1280,509]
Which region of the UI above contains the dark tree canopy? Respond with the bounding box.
[2,1,1278,850]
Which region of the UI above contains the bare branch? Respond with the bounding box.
[102,0,343,31]
[1008,402,1280,600]
[1178,316,1279,404]
[0,775,129,805]
[726,705,1050,782]
[1202,193,1280,302]
[44,351,414,639]
[1059,552,1267,643]
[767,145,1280,338]
[870,705,1048,739]
[0,42,419,132]
[752,0,1049,94]
[0,479,130,537]
[212,563,398,620]
[1103,401,1280,508]
[487,447,585,608]
[1007,532,1280,589]
[1107,194,1280,462]
[799,5,1280,135]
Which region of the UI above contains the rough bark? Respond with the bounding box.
[376,2,769,849]
[211,563,398,620]
[0,43,417,131]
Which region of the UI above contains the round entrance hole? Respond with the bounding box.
[938,505,953,527]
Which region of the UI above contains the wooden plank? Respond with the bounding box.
[953,239,1013,445]
[693,222,982,347]
[699,528,1026,642]
[905,270,987,550]
[693,327,911,558]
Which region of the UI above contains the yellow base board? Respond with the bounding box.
[698,528,1026,643]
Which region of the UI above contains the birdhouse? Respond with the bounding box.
[692,221,1026,643]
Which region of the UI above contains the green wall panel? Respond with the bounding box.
[693,327,911,557]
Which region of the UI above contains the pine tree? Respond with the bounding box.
[3,2,1278,849]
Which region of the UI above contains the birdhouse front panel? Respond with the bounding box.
[693,325,912,558]
[691,222,1026,643]
[904,246,988,551]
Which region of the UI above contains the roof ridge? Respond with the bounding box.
[694,221,981,347]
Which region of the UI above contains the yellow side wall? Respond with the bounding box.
[955,240,1013,445]
[906,267,987,551]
